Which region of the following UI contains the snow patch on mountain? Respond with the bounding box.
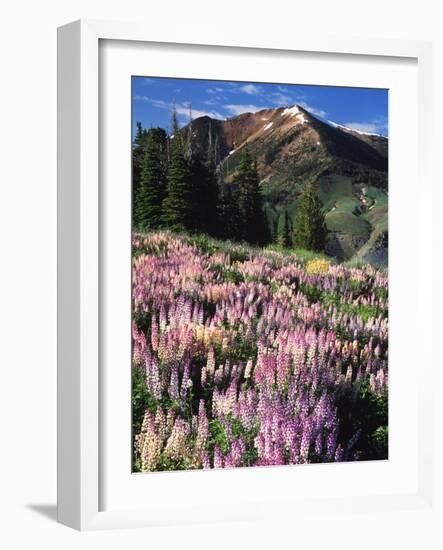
[263,122,273,131]
[281,105,300,117]
[327,120,384,137]
[280,105,311,125]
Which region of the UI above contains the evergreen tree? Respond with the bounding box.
[183,104,201,232]
[185,120,220,236]
[188,155,207,232]
[201,130,220,235]
[135,127,168,230]
[171,102,179,136]
[293,183,327,251]
[218,182,240,240]
[272,218,279,244]
[234,146,268,245]
[132,121,149,223]
[277,210,292,248]
[185,103,193,161]
[162,116,192,231]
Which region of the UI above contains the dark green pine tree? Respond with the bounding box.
[218,182,240,241]
[272,217,279,244]
[185,104,207,234]
[132,121,149,224]
[162,107,192,231]
[234,146,268,245]
[201,128,220,236]
[277,210,292,248]
[187,155,207,233]
[185,116,220,236]
[293,182,327,251]
[135,127,168,230]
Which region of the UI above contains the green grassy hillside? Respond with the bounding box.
[263,173,388,265]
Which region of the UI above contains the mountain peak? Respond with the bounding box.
[280,104,301,115]
[179,100,388,264]
[183,101,387,172]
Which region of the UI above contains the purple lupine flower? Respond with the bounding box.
[315,432,323,456]
[300,416,314,462]
[180,359,192,401]
[334,445,345,462]
[169,365,179,401]
[202,452,210,469]
[151,315,159,351]
[213,445,224,469]
[147,356,162,400]
[132,231,388,471]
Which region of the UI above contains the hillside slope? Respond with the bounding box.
[182,104,388,265]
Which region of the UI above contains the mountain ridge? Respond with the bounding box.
[181,104,389,265]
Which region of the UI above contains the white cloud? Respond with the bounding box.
[150,99,169,109]
[206,87,224,95]
[328,118,388,136]
[134,95,224,122]
[204,98,222,105]
[240,83,262,95]
[269,92,293,105]
[343,122,380,134]
[224,104,264,116]
[344,120,387,136]
[176,105,225,120]
[133,96,170,109]
[297,101,327,119]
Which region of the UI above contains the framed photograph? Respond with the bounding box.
[57,19,433,530]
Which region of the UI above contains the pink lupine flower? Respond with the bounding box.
[334,445,345,462]
[132,232,388,472]
[213,445,224,469]
[202,452,210,469]
[146,356,162,400]
[206,347,215,377]
[327,426,338,461]
[151,315,159,351]
[168,365,179,401]
[244,359,253,379]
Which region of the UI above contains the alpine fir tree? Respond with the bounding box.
[201,129,220,236]
[132,121,149,224]
[187,155,207,232]
[186,118,220,236]
[234,145,268,245]
[162,108,192,231]
[171,101,179,135]
[135,127,168,230]
[293,182,327,251]
[218,182,240,240]
[277,210,292,248]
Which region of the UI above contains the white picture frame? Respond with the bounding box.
[57,19,433,531]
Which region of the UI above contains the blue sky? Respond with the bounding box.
[132,76,388,137]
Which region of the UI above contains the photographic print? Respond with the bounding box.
[131,77,388,472]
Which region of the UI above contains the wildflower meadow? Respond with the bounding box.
[132,232,388,472]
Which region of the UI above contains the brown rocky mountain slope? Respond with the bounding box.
[182,104,388,265]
